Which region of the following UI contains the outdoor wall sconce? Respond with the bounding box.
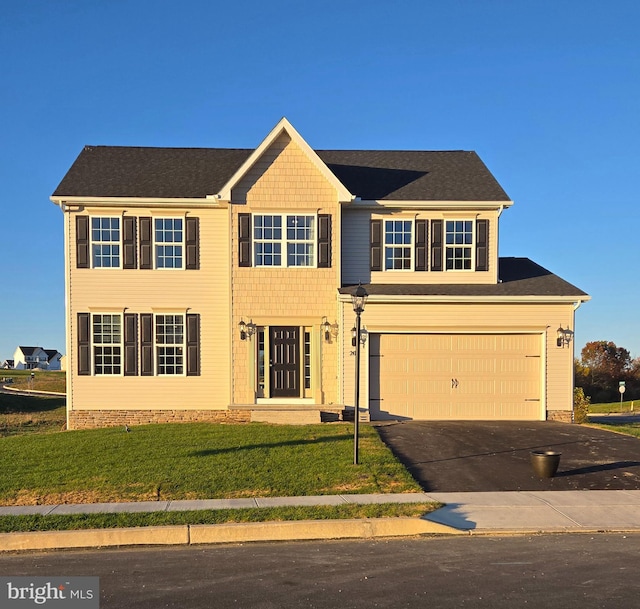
[556,325,573,348]
[322,317,332,342]
[239,319,256,341]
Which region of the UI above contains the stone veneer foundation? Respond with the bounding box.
[546,410,574,423]
[68,409,251,430]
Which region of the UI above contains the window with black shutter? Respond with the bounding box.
[370,219,382,271]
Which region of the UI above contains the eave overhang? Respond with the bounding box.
[337,293,591,305]
[50,196,228,210]
[344,199,514,210]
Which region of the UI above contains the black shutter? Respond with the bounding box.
[238,213,252,267]
[185,217,199,270]
[140,313,154,375]
[476,219,489,271]
[77,312,90,375]
[124,313,138,376]
[123,217,136,269]
[431,219,443,271]
[415,219,428,271]
[76,216,89,269]
[370,219,382,271]
[317,214,331,268]
[139,217,152,270]
[186,314,200,376]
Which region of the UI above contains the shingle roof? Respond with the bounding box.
[338,258,589,298]
[18,346,39,356]
[52,146,510,202]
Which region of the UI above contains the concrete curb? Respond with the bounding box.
[0,518,463,552]
[1,385,66,397]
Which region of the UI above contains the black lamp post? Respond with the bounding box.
[351,282,368,465]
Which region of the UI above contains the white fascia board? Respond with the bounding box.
[215,117,354,203]
[50,196,227,209]
[337,294,590,305]
[345,199,514,211]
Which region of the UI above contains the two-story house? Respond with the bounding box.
[51,118,589,429]
[13,346,55,370]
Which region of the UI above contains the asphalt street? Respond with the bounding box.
[1,535,639,608]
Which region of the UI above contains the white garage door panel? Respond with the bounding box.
[370,333,542,421]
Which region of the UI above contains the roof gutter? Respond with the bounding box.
[49,196,227,209]
[337,293,591,305]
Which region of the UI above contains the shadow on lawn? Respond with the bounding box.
[0,392,65,413]
[191,434,353,456]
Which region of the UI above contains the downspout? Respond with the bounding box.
[54,199,72,431]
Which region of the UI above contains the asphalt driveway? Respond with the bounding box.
[374,420,640,492]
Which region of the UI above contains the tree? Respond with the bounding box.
[576,341,634,402]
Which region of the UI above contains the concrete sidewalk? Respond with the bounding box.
[423,490,640,532]
[2,490,640,552]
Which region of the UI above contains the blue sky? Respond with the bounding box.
[1,0,639,361]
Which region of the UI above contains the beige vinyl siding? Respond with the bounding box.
[67,206,231,412]
[230,134,341,406]
[341,209,370,285]
[341,209,499,285]
[341,300,575,420]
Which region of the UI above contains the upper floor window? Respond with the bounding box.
[253,214,315,267]
[92,313,122,375]
[384,220,413,270]
[445,220,473,270]
[91,217,120,268]
[254,215,282,266]
[155,218,183,269]
[76,216,199,271]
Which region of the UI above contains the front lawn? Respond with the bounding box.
[0,422,421,506]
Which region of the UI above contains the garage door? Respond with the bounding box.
[369,334,542,420]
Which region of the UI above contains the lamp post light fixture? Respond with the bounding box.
[351,282,368,465]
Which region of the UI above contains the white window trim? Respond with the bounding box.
[91,312,124,377]
[383,218,414,272]
[90,216,122,269]
[252,213,318,268]
[444,219,475,272]
[153,217,185,271]
[154,313,187,376]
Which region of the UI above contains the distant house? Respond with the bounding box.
[1,360,14,370]
[12,346,63,370]
[44,350,63,370]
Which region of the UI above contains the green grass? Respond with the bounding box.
[589,422,640,438]
[0,392,66,437]
[589,399,639,414]
[2,370,66,394]
[0,422,420,505]
[0,503,440,533]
